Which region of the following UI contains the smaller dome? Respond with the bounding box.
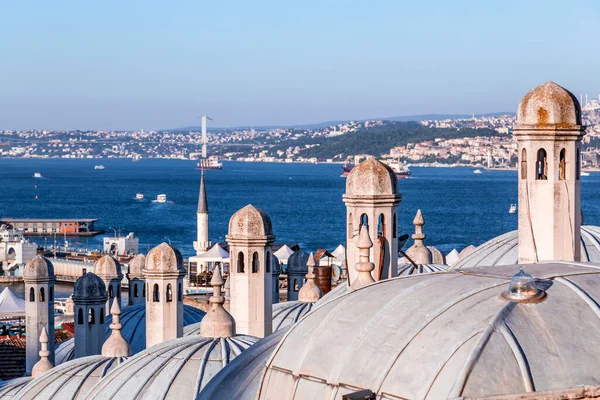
[427,246,446,264]
[286,251,308,274]
[517,81,582,128]
[144,243,184,274]
[272,301,313,331]
[0,377,31,398]
[15,355,125,400]
[227,204,273,238]
[23,256,54,281]
[127,254,145,278]
[345,158,398,197]
[458,244,477,260]
[271,254,281,276]
[73,272,107,301]
[397,263,447,276]
[94,255,122,279]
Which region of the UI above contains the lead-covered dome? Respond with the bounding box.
[54,304,206,364]
[228,204,273,238]
[258,262,600,399]
[0,377,31,398]
[345,158,397,197]
[84,335,258,399]
[286,250,308,274]
[272,301,313,331]
[94,255,122,278]
[15,355,125,400]
[73,272,106,300]
[452,225,600,270]
[397,263,447,276]
[144,242,184,273]
[517,81,581,128]
[23,256,54,281]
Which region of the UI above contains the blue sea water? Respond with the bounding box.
[1,158,600,258]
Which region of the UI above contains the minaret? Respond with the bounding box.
[144,242,185,348]
[194,169,210,255]
[200,265,235,338]
[404,210,432,264]
[298,253,322,303]
[74,272,108,358]
[101,300,131,358]
[514,82,585,263]
[351,225,376,290]
[23,255,55,375]
[31,327,53,379]
[126,254,145,306]
[227,205,275,338]
[94,255,123,315]
[343,158,401,282]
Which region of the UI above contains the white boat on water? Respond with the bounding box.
[94,165,105,170]
[509,204,517,214]
[474,169,482,174]
[33,172,42,178]
[581,171,590,177]
[156,194,167,203]
[135,193,144,200]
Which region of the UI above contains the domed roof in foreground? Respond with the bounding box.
[397,263,447,276]
[0,377,31,398]
[345,158,397,197]
[227,204,273,238]
[55,304,205,364]
[272,301,313,331]
[452,225,600,270]
[258,262,600,399]
[85,335,258,400]
[517,81,581,128]
[15,355,125,400]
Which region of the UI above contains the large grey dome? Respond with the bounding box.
[397,263,447,276]
[258,262,600,399]
[452,225,600,270]
[272,301,313,331]
[85,335,258,399]
[0,377,31,398]
[73,272,106,300]
[55,304,205,364]
[14,355,125,400]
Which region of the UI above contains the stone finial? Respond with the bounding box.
[32,327,53,378]
[200,266,235,338]
[405,209,433,264]
[350,225,376,290]
[101,300,131,358]
[298,253,322,303]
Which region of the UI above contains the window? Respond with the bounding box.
[178,283,183,302]
[29,287,35,302]
[252,252,259,273]
[39,288,45,302]
[88,308,95,324]
[153,284,160,302]
[143,283,146,298]
[237,252,245,273]
[521,148,527,180]
[100,309,104,324]
[393,214,397,238]
[166,283,173,302]
[348,213,353,239]
[576,148,581,180]
[294,279,299,292]
[377,214,385,238]
[49,287,54,301]
[77,308,84,324]
[133,284,139,297]
[360,213,368,229]
[266,252,271,273]
[109,285,114,299]
[559,149,566,180]
[536,148,547,180]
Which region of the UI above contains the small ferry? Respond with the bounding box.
[156,194,167,203]
[135,193,144,200]
[341,160,411,179]
[474,169,482,174]
[509,204,517,214]
[197,156,223,170]
[581,171,590,177]
[94,165,105,170]
[33,172,42,178]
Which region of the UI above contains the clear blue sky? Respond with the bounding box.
[0,0,598,130]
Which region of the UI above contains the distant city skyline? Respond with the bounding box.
[0,0,599,130]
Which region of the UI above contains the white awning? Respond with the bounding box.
[331,244,346,260]
[0,287,26,319]
[274,245,295,263]
[195,244,230,262]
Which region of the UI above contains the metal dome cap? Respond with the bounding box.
[501,266,545,303]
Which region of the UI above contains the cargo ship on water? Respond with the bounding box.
[197,156,223,170]
[341,156,411,178]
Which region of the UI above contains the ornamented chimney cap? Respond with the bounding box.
[298,252,322,303]
[516,81,583,130]
[32,327,53,379]
[144,243,185,275]
[351,225,376,290]
[94,255,122,279]
[127,254,146,278]
[227,204,273,239]
[200,266,235,338]
[345,158,398,197]
[23,256,55,282]
[102,300,131,357]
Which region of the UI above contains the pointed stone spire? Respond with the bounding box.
[101,300,131,358]
[32,327,53,378]
[351,225,376,290]
[223,276,230,312]
[405,209,432,264]
[200,266,235,338]
[198,169,208,213]
[298,253,322,303]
